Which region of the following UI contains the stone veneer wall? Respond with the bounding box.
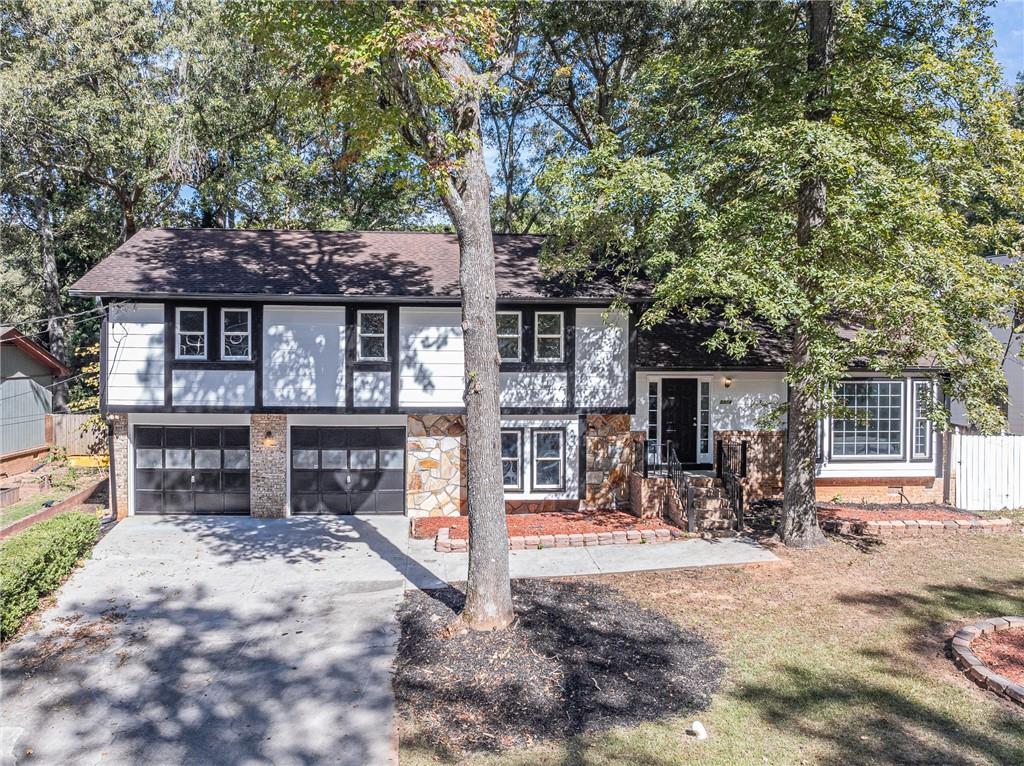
[407,415,466,517]
[110,413,130,520]
[713,429,784,501]
[250,414,288,518]
[583,414,639,509]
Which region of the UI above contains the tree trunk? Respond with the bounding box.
[36,186,67,412]
[779,330,826,546]
[439,87,514,631]
[778,0,834,547]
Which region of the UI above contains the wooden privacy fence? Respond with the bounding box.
[952,432,1024,511]
[49,413,106,456]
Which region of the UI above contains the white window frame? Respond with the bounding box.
[534,311,564,363]
[175,307,207,360]
[356,309,388,362]
[221,307,252,361]
[531,428,565,490]
[830,379,905,460]
[496,311,523,362]
[911,379,934,460]
[500,428,523,491]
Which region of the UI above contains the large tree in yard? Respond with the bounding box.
[241,1,517,629]
[539,0,1024,546]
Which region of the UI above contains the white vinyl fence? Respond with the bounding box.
[952,432,1024,511]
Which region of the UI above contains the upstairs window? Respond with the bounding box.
[501,429,523,490]
[357,310,387,361]
[176,308,207,360]
[534,311,564,362]
[532,429,565,490]
[496,311,522,362]
[831,380,903,458]
[222,308,251,360]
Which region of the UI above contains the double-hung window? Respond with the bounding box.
[176,308,207,360]
[912,380,934,459]
[357,310,387,361]
[532,429,565,490]
[500,429,523,490]
[831,380,904,458]
[534,311,564,362]
[221,308,251,360]
[496,312,522,362]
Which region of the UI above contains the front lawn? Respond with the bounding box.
[0,490,67,528]
[398,532,1024,765]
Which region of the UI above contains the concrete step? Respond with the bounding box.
[692,498,727,511]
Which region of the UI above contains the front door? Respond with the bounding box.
[660,378,698,464]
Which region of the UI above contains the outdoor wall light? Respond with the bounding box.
[723,376,733,388]
[262,430,276,447]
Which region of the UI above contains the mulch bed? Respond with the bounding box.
[394,579,723,755]
[817,502,975,523]
[411,509,669,541]
[973,628,1024,686]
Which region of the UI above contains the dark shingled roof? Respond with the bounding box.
[636,314,791,370]
[69,228,623,301]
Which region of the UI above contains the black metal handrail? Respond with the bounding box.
[716,439,748,531]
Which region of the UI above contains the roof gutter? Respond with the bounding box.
[68,290,639,306]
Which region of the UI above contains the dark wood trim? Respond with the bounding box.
[578,415,587,501]
[529,426,568,493]
[389,305,400,410]
[627,306,638,414]
[565,307,576,409]
[98,298,108,414]
[253,305,264,408]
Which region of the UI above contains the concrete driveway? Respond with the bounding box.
[1,515,420,766]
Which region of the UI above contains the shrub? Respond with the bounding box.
[0,512,100,640]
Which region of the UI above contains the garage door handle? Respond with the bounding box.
[346,475,351,485]
[190,475,196,484]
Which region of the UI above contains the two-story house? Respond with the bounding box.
[70,228,947,520]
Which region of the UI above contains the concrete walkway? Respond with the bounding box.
[1,515,776,766]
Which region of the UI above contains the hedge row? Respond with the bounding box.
[1,512,100,640]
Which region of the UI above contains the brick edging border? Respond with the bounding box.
[950,616,1024,705]
[0,477,106,541]
[821,517,1016,537]
[434,525,690,553]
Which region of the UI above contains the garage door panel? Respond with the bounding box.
[193,471,221,492]
[223,427,249,447]
[164,428,192,448]
[290,426,406,515]
[136,469,163,490]
[222,473,249,492]
[194,493,224,513]
[194,428,221,448]
[224,493,250,513]
[136,427,163,448]
[162,469,193,491]
[163,491,194,513]
[135,492,163,514]
[377,470,404,491]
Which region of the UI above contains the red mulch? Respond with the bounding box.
[816,502,975,523]
[411,510,670,540]
[974,628,1024,686]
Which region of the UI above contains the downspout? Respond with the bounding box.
[106,416,117,522]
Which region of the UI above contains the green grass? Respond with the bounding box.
[399,532,1024,766]
[0,490,67,528]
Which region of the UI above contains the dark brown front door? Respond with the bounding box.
[290,427,406,514]
[661,378,698,464]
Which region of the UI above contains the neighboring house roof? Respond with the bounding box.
[0,326,71,377]
[68,228,625,302]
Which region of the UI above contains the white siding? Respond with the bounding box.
[501,416,580,500]
[106,303,165,406]
[263,306,346,407]
[574,308,628,408]
[710,374,787,431]
[399,307,464,408]
[172,369,255,407]
[500,372,569,408]
[353,370,391,407]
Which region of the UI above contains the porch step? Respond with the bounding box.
[692,497,727,511]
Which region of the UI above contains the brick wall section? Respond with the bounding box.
[407,415,466,517]
[815,477,945,504]
[250,414,288,518]
[110,413,129,520]
[583,415,637,509]
[714,429,784,501]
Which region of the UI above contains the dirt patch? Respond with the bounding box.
[974,628,1024,685]
[412,510,672,540]
[817,503,974,523]
[394,579,722,756]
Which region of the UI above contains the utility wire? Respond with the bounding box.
[4,302,117,328]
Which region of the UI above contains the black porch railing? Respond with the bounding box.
[716,439,748,531]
